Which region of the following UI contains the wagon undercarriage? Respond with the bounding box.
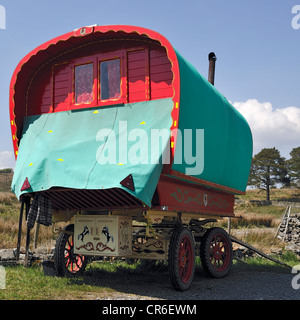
[53,211,234,291]
[17,189,236,292]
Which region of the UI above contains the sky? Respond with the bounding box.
[0,0,300,169]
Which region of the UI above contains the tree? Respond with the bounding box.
[0,168,13,173]
[248,147,289,201]
[287,146,300,187]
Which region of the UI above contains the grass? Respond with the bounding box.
[0,264,112,300]
[0,260,169,300]
[235,203,287,216]
[0,190,59,249]
[238,187,300,202]
[231,228,285,253]
[219,213,279,229]
[0,253,298,300]
[243,250,299,268]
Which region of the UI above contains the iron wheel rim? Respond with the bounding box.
[64,234,85,273]
[178,235,194,284]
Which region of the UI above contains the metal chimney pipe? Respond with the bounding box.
[208,52,217,86]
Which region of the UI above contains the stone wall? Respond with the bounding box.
[0,247,54,265]
[277,211,300,255]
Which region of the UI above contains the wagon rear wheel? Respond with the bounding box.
[54,224,87,276]
[168,227,195,291]
[200,227,233,278]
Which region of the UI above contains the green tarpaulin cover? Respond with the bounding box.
[12,98,173,207]
[173,50,253,192]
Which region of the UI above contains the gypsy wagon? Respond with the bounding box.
[10,25,252,291]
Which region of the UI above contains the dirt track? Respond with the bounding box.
[72,264,300,300]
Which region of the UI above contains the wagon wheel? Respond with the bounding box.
[54,224,87,276]
[200,227,233,278]
[168,227,195,291]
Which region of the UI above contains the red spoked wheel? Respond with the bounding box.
[54,224,87,276]
[168,227,195,291]
[200,227,233,278]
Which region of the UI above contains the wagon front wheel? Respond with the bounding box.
[168,227,195,291]
[200,227,233,278]
[54,224,87,276]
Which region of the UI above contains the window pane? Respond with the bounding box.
[75,63,94,104]
[100,59,121,100]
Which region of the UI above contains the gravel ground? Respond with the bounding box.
[76,265,300,300]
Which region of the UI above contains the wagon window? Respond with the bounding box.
[75,63,94,104]
[100,59,121,100]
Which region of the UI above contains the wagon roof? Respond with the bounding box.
[9,25,180,158]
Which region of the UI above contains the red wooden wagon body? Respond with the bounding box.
[10,25,252,291]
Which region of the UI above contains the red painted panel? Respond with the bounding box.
[129,92,147,102]
[129,60,146,70]
[128,50,146,62]
[27,45,173,116]
[23,44,173,124]
[156,175,235,217]
[53,63,69,112]
[53,80,68,90]
[128,49,147,103]
[150,56,170,66]
[151,72,173,83]
[40,88,51,99]
[129,83,147,93]
[129,76,146,85]
[151,81,173,93]
[151,88,174,99]
[150,49,167,58]
[54,73,69,82]
[128,68,146,78]
[151,63,172,74]
[149,48,173,101]
[27,69,51,116]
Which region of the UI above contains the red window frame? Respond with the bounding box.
[69,57,98,110]
[98,50,126,107]
[66,50,126,111]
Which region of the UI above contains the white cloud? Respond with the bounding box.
[0,151,15,169]
[232,99,300,159]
